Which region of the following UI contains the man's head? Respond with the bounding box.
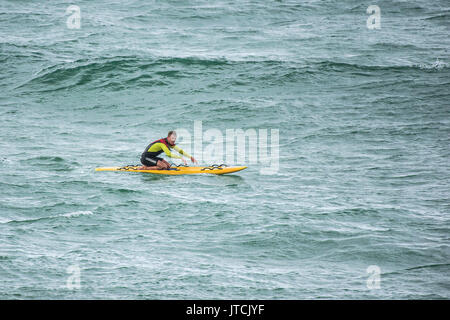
[167,130,177,146]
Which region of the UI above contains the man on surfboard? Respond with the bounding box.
[139,131,197,170]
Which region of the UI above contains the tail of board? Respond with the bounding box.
[95,164,247,175]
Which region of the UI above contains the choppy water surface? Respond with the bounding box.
[1,0,449,299]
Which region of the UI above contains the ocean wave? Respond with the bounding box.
[61,211,93,218]
[422,12,450,22]
[383,263,450,276]
[27,156,65,162]
[15,52,448,94]
[15,55,230,92]
[416,59,448,70]
[2,210,94,224]
[370,42,422,51]
[22,155,77,171]
[314,60,449,73]
[17,57,140,89]
[105,187,138,194]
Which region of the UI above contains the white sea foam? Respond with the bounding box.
[418,58,448,70]
[62,211,93,218]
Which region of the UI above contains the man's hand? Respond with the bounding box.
[182,158,188,165]
[191,156,197,164]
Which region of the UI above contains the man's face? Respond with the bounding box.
[168,134,176,145]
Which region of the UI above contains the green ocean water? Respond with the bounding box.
[1,0,449,299]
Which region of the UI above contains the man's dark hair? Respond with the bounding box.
[168,130,176,137]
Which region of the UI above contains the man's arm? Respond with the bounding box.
[160,144,182,159]
[173,145,191,158]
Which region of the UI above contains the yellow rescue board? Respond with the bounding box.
[95,165,247,175]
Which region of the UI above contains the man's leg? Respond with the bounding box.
[157,160,170,169]
[138,156,160,170]
[161,160,171,168]
[138,165,159,170]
